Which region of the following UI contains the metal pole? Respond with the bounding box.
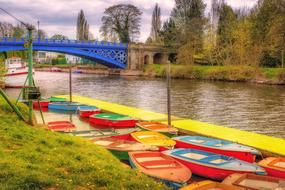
[167,62,171,127]
[27,27,34,124]
[69,64,72,102]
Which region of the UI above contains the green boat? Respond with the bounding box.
[48,96,67,102]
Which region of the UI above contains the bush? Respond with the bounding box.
[261,53,281,68]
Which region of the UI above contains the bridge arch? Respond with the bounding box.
[0,38,128,69]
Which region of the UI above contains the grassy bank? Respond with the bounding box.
[0,97,168,190]
[144,64,285,84]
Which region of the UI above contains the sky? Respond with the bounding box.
[0,0,258,42]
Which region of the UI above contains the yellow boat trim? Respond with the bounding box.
[55,95,285,156]
[131,131,176,147]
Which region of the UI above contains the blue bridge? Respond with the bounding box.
[0,37,128,69]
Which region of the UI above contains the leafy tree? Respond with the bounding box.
[100,4,142,43]
[51,34,69,40]
[77,10,90,40]
[148,3,162,43]
[12,24,25,39]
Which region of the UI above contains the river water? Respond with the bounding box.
[6,71,285,138]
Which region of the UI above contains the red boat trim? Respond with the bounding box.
[5,71,28,76]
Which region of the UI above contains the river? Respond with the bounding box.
[5,71,285,138]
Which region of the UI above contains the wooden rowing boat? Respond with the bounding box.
[162,148,266,181]
[136,122,178,136]
[258,157,285,179]
[89,113,137,128]
[48,102,84,112]
[92,137,159,160]
[173,136,260,163]
[131,131,176,149]
[47,121,76,132]
[180,180,241,190]
[129,151,192,189]
[32,100,49,108]
[222,173,285,189]
[77,105,101,118]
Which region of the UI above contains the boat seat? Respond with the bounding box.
[140,160,179,169]
[203,140,230,147]
[200,155,229,165]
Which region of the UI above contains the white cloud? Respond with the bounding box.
[0,0,257,42]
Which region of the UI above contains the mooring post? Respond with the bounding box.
[27,27,34,124]
[69,64,72,102]
[167,61,171,127]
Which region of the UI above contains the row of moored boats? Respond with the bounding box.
[35,98,285,190]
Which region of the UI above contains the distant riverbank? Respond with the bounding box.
[144,64,285,85]
[34,64,285,85]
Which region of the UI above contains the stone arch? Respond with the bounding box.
[168,53,177,63]
[153,53,163,64]
[144,55,150,65]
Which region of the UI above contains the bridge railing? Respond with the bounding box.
[0,37,128,47]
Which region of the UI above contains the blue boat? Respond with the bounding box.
[162,148,266,181]
[173,136,261,162]
[77,105,101,118]
[48,102,84,112]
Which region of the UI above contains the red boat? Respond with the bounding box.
[163,148,266,181]
[47,121,76,132]
[33,100,49,108]
[173,136,260,163]
[89,113,137,129]
[78,105,101,118]
[258,157,285,179]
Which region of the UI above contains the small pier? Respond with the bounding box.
[55,95,285,156]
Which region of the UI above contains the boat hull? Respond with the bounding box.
[175,140,256,163]
[48,102,83,112]
[129,151,191,189]
[79,110,101,118]
[89,117,137,129]
[223,173,285,189]
[172,156,253,181]
[47,121,76,132]
[33,101,49,108]
[258,157,285,179]
[181,180,241,190]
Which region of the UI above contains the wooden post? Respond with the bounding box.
[167,61,171,127]
[281,49,284,68]
[69,64,72,102]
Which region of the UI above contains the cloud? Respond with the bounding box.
[0,0,257,42]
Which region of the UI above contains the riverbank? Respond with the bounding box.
[0,97,168,189]
[34,64,285,85]
[144,64,285,85]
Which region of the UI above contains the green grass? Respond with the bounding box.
[145,64,285,84]
[0,97,169,190]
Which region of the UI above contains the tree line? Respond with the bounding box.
[1,0,285,67]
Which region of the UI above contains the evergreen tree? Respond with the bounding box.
[149,3,162,43]
[76,10,90,40]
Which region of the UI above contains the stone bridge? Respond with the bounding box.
[0,37,175,70]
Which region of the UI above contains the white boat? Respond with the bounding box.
[4,57,32,87]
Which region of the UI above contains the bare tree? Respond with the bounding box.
[100,4,142,43]
[0,22,14,37]
[76,10,89,40]
[149,3,162,43]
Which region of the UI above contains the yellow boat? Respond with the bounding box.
[180,180,241,190]
[136,122,178,135]
[131,131,176,148]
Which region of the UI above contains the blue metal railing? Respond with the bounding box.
[0,37,128,47]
